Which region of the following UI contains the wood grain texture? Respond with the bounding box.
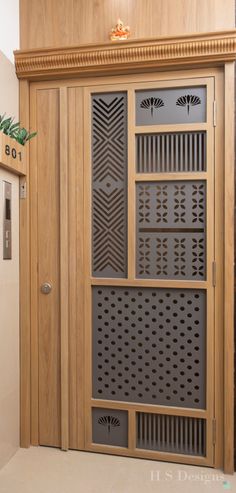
[15,30,236,80]
[127,89,135,280]
[214,70,224,469]
[37,89,61,447]
[83,76,216,467]
[21,65,233,470]
[67,87,85,450]
[20,0,235,50]
[60,88,69,451]
[224,62,235,474]
[83,87,93,449]
[87,441,210,466]
[29,83,39,445]
[19,79,30,448]
[204,79,215,466]
[0,133,26,175]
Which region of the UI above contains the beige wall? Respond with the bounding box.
[20,0,235,50]
[0,0,19,62]
[0,52,19,469]
[0,52,18,119]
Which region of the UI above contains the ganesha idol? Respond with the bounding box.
[110,19,130,41]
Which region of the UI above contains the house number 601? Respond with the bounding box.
[5,144,22,161]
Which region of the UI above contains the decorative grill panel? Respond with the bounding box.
[92,92,127,277]
[136,413,206,456]
[93,287,206,409]
[136,181,206,279]
[136,132,206,173]
[136,86,206,125]
[92,408,128,447]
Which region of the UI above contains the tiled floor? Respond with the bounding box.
[0,447,235,493]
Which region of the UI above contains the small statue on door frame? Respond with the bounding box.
[110,19,130,41]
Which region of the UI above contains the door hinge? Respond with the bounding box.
[20,180,27,199]
[212,260,216,287]
[213,100,217,127]
[212,418,216,445]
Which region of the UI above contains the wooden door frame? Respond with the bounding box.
[16,31,235,473]
[83,75,216,468]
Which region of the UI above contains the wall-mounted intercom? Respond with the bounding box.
[3,181,12,260]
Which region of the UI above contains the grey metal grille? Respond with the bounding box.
[136,132,206,173]
[92,408,128,447]
[92,92,127,278]
[93,287,206,409]
[136,181,205,279]
[136,413,206,456]
[136,86,206,125]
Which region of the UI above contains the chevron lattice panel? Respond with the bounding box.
[92,93,127,277]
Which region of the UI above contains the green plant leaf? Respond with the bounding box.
[0,114,37,145]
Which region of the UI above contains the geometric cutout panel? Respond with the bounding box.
[136,86,206,125]
[136,181,206,279]
[92,92,127,277]
[92,408,128,447]
[92,287,206,409]
[136,413,206,456]
[136,132,206,173]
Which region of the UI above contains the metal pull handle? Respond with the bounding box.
[41,282,52,294]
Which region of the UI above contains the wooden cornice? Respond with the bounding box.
[15,30,236,80]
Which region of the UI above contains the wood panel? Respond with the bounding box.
[224,62,235,474]
[84,76,216,468]
[22,67,232,471]
[19,79,30,448]
[37,89,61,446]
[0,133,27,176]
[15,31,236,81]
[214,70,224,469]
[20,0,235,50]
[59,87,69,451]
[67,87,85,450]
[30,83,39,445]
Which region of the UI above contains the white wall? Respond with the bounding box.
[0,1,20,470]
[0,51,19,120]
[0,1,19,62]
[0,169,19,470]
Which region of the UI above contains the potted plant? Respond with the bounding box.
[0,114,37,175]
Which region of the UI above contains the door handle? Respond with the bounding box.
[41,282,52,294]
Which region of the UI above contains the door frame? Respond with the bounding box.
[17,38,234,472]
[84,75,216,467]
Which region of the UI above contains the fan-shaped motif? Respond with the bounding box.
[176,94,201,115]
[98,415,121,433]
[140,97,164,117]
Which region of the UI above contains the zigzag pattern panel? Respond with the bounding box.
[92,93,127,278]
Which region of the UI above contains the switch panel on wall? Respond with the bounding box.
[3,181,12,260]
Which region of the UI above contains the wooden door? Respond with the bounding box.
[29,70,224,467]
[83,76,219,467]
[30,85,85,449]
[33,88,61,446]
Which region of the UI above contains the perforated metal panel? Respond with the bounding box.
[92,408,128,447]
[136,413,206,456]
[136,132,206,173]
[92,92,127,278]
[93,287,206,409]
[136,181,205,279]
[136,87,206,125]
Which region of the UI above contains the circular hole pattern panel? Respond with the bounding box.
[93,287,206,409]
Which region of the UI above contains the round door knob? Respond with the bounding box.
[41,282,52,294]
